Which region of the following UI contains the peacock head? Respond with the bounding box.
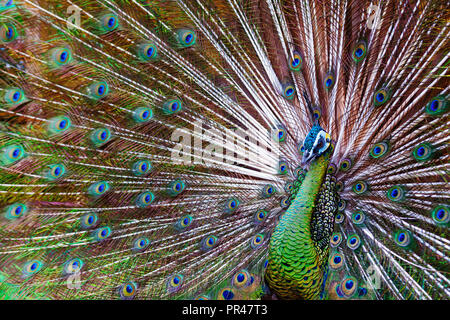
[300,124,332,165]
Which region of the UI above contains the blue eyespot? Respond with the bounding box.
[90,128,112,146]
[63,258,84,275]
[0,23,17,42]
[273,125,287,142]
[278,160,288,175]
[132,106,153,123]
[201,235,218,251]
[339,158,352,171]
[176,29,196,47]
[289,52,302,71]
[88,81,109,99]
[280,196,290,209]
[93,226,111,241]
[340,276,358,298]
[352,180,368,194]
[224,197,239,214]
[370,141,389,159]
[4,202,27,220]
[352,210,365,225]
[282,84,295,99]
[136,191,154,208]
[47,116,71,135]
[0,144,26,166]
[45,164,66,180]
[132,237,150,251]
[250,233,264,249]
[119,282,137,299]
[431,205,449,225]
[425,96,447,116]
[132,159,152,176]
[167,274,183,293]
[174,214,193,231]
[387,185,406,202]
[373,87,391,106]
[167,179,185,197]
[324,72,335,90]
[49,47,73,67]
[394,229,413,248]
[137,43,158,61]
[218,288,235,300]
[23,260,43,277]
[329,252,344,270]
[254,209,268,225]
[330,232,342,247]
[262,184,276,198]
[88,181,110,197]
[4,87,25,105]
[412,142,433,161]
[163,98,183,115]
[100,13,119,32]
[335,212,345,224]
[80,213,98,229]
[346,234,361,250]
[232,270,252,288]
[352,41,367,62]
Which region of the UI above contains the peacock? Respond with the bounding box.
[0,0,448,301]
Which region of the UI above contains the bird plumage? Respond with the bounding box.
[0,0,448,300]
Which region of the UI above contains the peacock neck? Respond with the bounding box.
[265,152,331,300]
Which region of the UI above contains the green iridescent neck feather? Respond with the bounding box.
[265,149,337,300]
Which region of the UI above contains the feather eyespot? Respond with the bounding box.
[49,47,72,67]
[373,87,391,106]
[284,182,294,193]
[88,81,109,99]
[335,212,345,224]
[167,274,183,293]
[163,98,183,115]
[45,164,66,180]
[0,144,25,166]
[330,232,342,247]
[132,106,153,123]
[324,72,335,90]
[394,230,413,248]
[352,180,369,194]
[254,209,268,224]
[250,233,264,249]
[336,181,344,192]
[167,179,185,197]
[177,29,196,47]
[370,141,389,159]
[90,128,111,146]
[232,270,252,288]
[282,84,295,100]
[337,199,346,211]
[119,282,137,299]
[352,210,366,225]
[80,213,98,229]
[352,41,367,62]
[63,258,83,275]
[224,197,239,214]
[329,252,344,270]
[93,226,111,241]
[425,96,447,116]
[273,125,286,142]
[132,159,152,176]
[412,142,434,161]
[132,237,150,251]
[1,0,15,10]
[4,202,27,220]
[218,288,235,300]
[48,116,71,135]
[0,23,17,42]
[100,13,119,32]
[136,191,155,208]
[3,87,25,105]
[175,215,193,231]
[137,43,158,61]
[431,205,449,225]
[289,52,303,71]
[261,184,276,198]
[280,196,290,209]
[88,181,110,197]
[340,276,358,298]
[346,234,361,250]
[201,235,218,251]
[23,260,43,277]
[387,185,406,202]
[339,158,352,171]
[278,160,288,175]
[327,163,337,175]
